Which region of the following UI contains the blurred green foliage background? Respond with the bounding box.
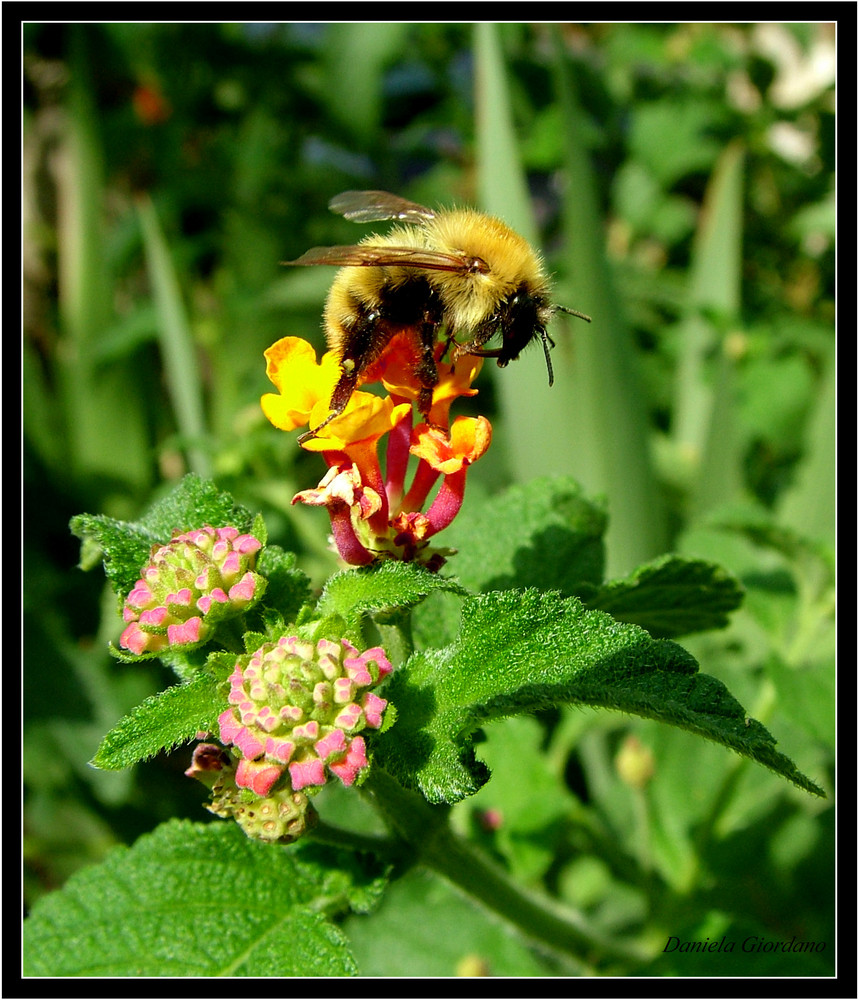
[23,22,835,976]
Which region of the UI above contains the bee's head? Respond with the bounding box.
[491,289,556,385]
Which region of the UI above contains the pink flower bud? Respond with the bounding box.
[362,691,388,729]
[288,757,326,790]
[236,757,283,797]
[167,617,203,645]
[118,525,264,655]
[328,736,368,786]
[314,728,347,761]
[119,622,168,655]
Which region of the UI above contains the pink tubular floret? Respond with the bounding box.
[361,647,393,677]
[218,709,266,761]
[120,622,167,655]
[288,757,326,790]
[328,736,368,786]
[218,708,243,744]
[235,534,262,555]
[235,758,282,797]
[139,606,168,626]
[361,691,388,729]
[314,728,347,762]
[228,573,257,603]
[334,702,363,731]
[167,617,203,645]
[127,581,154,607]
[342,656,373,686]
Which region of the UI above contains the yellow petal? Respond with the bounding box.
[261,337,341,431]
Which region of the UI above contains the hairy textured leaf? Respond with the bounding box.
[70,475,255,597]
[375,590,824,803]
[318,561,468,631]
[255,544,312,622]
[23,820,387,977]
[588,554,744,637]
[91,673,226,769]
[442,477,607,599]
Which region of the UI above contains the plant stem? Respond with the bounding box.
[362,769,648,969]
[308,819,405,860]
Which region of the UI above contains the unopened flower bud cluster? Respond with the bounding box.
[219,636,391,796]
[120,526,263,656]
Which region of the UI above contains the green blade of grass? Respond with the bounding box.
[475,25,668,576]
[549,31,669,575]
[322,23,410,139]
[136,194,210,478]
[55,26,151,495]
[673,141,745,519]
[473,21,545,468]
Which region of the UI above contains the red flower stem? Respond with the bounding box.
[384,409,413,512]
[424,468,467,534]
[328,506,375,565]
[400,459,441,513]
[344,439,389,534]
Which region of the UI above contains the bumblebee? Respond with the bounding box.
[283,190,590,439]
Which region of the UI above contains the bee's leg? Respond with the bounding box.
[413,307,443,419]
[297,362,359,444]
[455,324,555,386]
[450,316,497,362]
[439,328,459,364]
[299,305,385,443]
[327,361,361,417]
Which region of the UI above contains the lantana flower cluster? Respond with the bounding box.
[119,526,263,656]
[261,335,491,568]
[186,635,393,843]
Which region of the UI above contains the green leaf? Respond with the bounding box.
[91,673,226,770]
[545,30,670,577]
[375,590,824,804]
[70,475,256,597]
[672,141,746,520]
[442,477,607,599]
[588,554,744,638]
[53,30,151,493]
[317,561,468,636]
[23,820,387,977]
[767,652,834,746]
[629,98,722,187]
[255,545,312,623]
[137,476,254,539]
[461,716,574,882]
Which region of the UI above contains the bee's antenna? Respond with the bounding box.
[556,304,592,323]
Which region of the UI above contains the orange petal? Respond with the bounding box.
[410,416,492,473]
[427,353,483,426]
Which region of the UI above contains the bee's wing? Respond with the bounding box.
[283,244,488,274]
[328,190,436,224]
